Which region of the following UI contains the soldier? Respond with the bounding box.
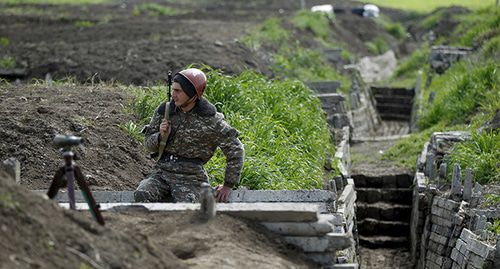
[134,68,244,203]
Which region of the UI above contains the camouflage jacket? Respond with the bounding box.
[144,98,244,187]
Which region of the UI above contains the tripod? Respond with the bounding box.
[47,135,105,226]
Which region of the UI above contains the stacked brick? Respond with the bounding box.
[409,131,499,269]
[420,196,461,269]
[451,229,496,269]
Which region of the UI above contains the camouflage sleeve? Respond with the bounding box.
[217,118,244,188]
[143,106,163,153]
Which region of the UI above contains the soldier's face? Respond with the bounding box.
[172,82,190,107]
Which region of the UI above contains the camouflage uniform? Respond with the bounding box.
[134,98,244,203]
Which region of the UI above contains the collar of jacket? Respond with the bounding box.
[167,98,216,117]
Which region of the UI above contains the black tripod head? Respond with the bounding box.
[53,134,83,152]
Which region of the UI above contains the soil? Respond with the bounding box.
[0,0,472,268]
[0,83,153,191]
[0,171,314,269]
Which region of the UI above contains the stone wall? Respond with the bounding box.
[347,69,381,140]
[409,132,499,269]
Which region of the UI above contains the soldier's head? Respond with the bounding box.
[172,68,207,109]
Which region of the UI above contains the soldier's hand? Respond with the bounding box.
[159,119,171,139]
[215,185,231,203]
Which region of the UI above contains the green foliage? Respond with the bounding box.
[0,37,9,46]
[74,20,94,28]
[242,18,290,49]
[361,0,492,12]
[453,7,500,47]
[484,193,500,206]
[394,47,430,78]
[0,56,16,69]
[0,193,21,210]
[365,37,389,55]
[132,3,177,17]
[419,61,500,129]
[128,68,336,190]
[271,45,350,92]
[127,85,168,124]
[491,219,500,235]
[447,131,500,184]
[203,69,335,189]
[384,22,406,40]
[382,126,441,170]
[420,9,446,29]
[481,36,500,59]
[120,121,144,142]
[291,10,332,40]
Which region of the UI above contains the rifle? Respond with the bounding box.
[157,71,172,161]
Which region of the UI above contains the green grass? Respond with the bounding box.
[0,56,16,69]
[382,126,442,170]
[242,17,290,49]
[271,45,350,91]
[420,9,447,29]
[0,0,109,4]
[452,7,500,47]
[127,68,337,190]
[447,131,500,184]
[0,37,9,46]
[365,37,389,55]
[132,3,177,17]
[291,10,332,40]
[361,0,495,12]
[74,20,94,28]
[419,61,500,129]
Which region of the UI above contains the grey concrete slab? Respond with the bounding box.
[59,202,321,222]
[261,214,335,236]
[283,232,353,252]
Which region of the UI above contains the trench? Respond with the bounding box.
[351,86,416,268]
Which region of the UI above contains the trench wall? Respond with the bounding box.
[410,132,499,269]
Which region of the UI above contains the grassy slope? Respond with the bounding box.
[383,6,500,184]
[361,0,495,12]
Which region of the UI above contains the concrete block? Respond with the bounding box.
[450,164,462,201]
[228,189,336,203]
[463,168,473,202]
[431,215,453,228]
[305,252,336,266]
[1,158,21,184]
[61,202,320,222]
[261,214,334,236]
[35,190,135,203]
[331,264,359,269]
[467,237,495,258]
[283,232,353,252]
[434,196,460,211]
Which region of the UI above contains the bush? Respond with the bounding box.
[291,10,332,40]
[365,37,389,55]
[132,3,176,17]
[447,131,500,184]
[384,22,406,40]
[394,47,430,78]
[128,68,336,190]
[0,37,9,46]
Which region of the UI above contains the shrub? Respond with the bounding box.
[291,10,332,40]
[365,37,389,55]
[0,56,15,69]
[385,22,406,40]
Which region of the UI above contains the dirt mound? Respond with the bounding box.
[0,171,314,269]
[0,83,153,190]
[0,170,185,269]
